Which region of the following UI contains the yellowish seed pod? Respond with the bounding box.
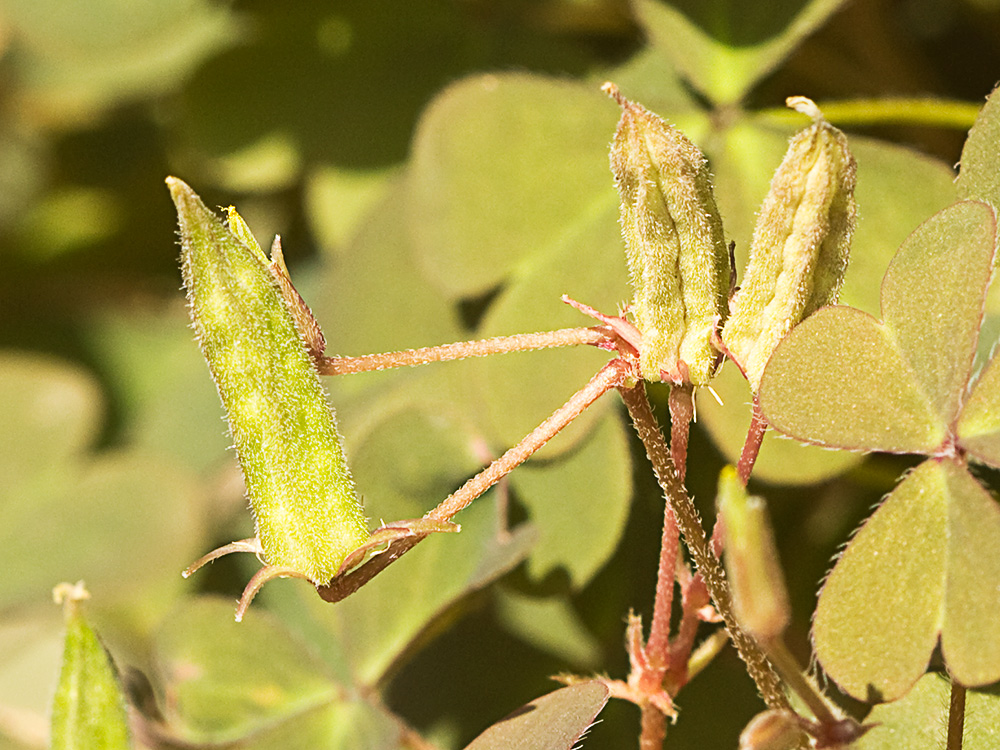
[604,82,731,385]
[722,97,857,391]
[170,178,370,586]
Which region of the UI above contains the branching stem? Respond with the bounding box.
[620,383,789,711]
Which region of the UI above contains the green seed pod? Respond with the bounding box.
[169,177,370,585]
[717,466,790,643]
[722,97,857,392]
[604,82,731,385]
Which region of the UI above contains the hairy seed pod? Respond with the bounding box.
[722,97,857,392]
[169,177,370,584]
[604,82,731,385]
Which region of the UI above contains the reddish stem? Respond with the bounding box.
[947,680,966,750]
[318,359,628,602]
[645,495,679,673]
[619,382,789,711]
[429,358,628,521]
[317,327,611,375]
[639,703,667,750]
[737,394,768,485]
[668,384,694,484]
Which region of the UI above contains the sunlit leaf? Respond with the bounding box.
[957,83,1000,211]
[814,459,1000,700]
[408,73,620,298]
[856,673,1000,750]
[463,681,609,750]
[760,201,996,453]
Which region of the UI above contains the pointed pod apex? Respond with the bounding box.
[601,80,626,106]
[785,96,824,121]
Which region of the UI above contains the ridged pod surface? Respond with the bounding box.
[605,83,730,385]
[722,97,857,392]
[169,177,369,584]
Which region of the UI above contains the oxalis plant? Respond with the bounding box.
[151,78,997,750]
[46,83,1000,750]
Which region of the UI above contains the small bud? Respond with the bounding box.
[739,709,805,750]
[169,177,370,586]
[51,583,131,750]
[722,96,857,391]
[604,82,731,385]
[717,466,790,642]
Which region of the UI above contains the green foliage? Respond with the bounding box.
[4,1,1000,748]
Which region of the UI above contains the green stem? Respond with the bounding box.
[619,383,789,712]
[755,97,980,130]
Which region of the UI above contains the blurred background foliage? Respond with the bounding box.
[2,0,1000,748]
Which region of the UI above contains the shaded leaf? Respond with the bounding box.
[509,412,631,587]
[1,0,235,123]
[264,405,536,686]
[760,201,997,453]
[153,598,359,745]
[813,459,1000,700]
[51,586,130,750]
[463,681,609,750]
[633,0,850,104]
[495,589,602,668]
[0,351,205,612]
[956,348,1000,468]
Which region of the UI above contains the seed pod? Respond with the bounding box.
[169,177,370,585]
[604,82,731,385]
[722,97,857,391]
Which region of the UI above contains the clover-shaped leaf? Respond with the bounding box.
[756,193,1000,703]
[812,459,1000,700]
[856,673,1000,750]
[760,200,996,453]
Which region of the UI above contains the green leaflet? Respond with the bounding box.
[168,178,369,585]
[605,83,730,385]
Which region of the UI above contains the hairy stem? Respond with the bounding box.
[317,327,611,374]
[645,495,679,672]
[620,383,789,711]
[737,395,768,485]
[318,356,626,603]
[947,680,966,750]
[639,703,667,750]
[429,358,628,521]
